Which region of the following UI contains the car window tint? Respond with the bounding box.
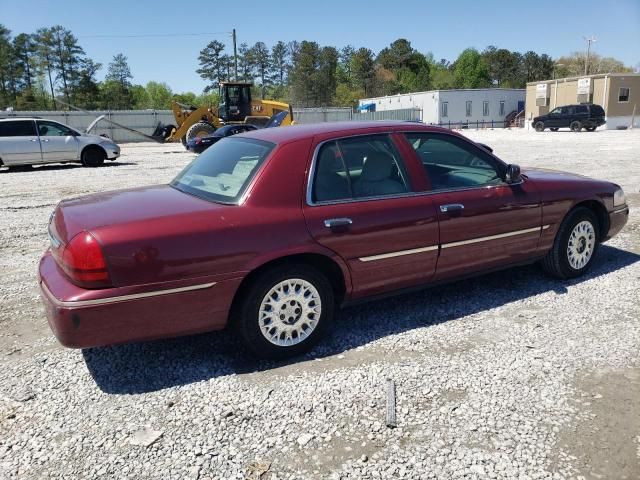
[0,120,36,136]
[171,138,274,204]
[38,121,73,136]
[404,132,503,191]
[312,135,409,202]
[575,105,588,114]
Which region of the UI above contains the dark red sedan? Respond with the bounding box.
[39,122,629,358]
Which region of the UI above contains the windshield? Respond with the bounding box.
[170,137,275,204]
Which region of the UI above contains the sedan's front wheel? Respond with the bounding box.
[541,207,599,279]
[234,264,334,359]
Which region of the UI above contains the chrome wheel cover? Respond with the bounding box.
[567,220,596,270]
[258,279,322,347]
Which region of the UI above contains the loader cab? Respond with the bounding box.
[218,82,253,123]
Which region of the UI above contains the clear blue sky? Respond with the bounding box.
[3,0,639,93]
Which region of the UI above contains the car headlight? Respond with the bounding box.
[613,188,626,207]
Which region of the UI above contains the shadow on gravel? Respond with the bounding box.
[1,162,137,173]
[83,244,640,394]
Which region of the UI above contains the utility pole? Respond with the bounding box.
[231,29,238,81]
[583,36,596,75]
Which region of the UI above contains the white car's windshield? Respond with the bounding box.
[171,137,275,204]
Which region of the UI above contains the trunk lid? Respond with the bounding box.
[51,185,219,245]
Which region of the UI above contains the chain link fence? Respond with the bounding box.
[1,107,425,142]
[0,110,174,142]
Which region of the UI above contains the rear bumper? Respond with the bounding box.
[38,252,240,348]
[605,205,629,240]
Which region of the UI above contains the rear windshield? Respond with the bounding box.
[170,137,275,204]
[590,105,605,116]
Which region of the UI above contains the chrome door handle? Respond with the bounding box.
[30,139,38,142]
[324,218,353,228]
[41,139,49,142]
[440,204,465,213]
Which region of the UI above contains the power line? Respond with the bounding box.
[78,31,231,39]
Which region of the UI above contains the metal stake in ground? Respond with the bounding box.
[386,379,397,428]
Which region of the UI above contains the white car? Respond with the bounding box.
[0,117,120,169]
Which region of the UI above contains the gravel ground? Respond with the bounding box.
[0,128,639,479]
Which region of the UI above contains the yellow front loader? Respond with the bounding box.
[156,82,294,146]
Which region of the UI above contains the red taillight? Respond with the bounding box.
[59,232,110,287]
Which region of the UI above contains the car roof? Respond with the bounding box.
[242,121,455,144]
[0,117,41,122]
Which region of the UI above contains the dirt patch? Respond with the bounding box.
[551,367,640,479]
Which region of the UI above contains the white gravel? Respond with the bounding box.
[1,128,639,479]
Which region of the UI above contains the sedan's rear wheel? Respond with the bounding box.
[540,207,599,279]
[534,121,545,132]
[234,264,334,359]
[570,121,582,132]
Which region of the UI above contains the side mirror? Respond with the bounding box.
[505,164,522,184]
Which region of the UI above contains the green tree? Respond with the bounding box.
[482,46,522,86]
[106,53,132,87]
[34,27,57,108]
[145,81,173,109]
[350,47,375,96]
[237,42,254,82]
[289,41,320,106]
[197,40,227,92]
[104,53,133,109]
[271,41,289,86]
[13,33,38,92]
[72,58,101,109]
[49,25,86,104]
[453,48,490,88]
[130,84,148,109]
[250,42,270,99]
[316,46,338,106]
[0,24,16,107]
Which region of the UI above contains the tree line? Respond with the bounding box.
[0,23,634,111]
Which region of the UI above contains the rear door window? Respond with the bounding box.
[575,105,588,114]
[312,135,410,203]
[0,120,36,136]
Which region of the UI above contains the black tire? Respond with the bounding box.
[585,126,596,132]
[550,127,559,132]
[534,121,545,132]
[233,264,335,359]
[81,147,105,167]
[540,207,600,279]
[162,124,176,139]
[570,121,582,132]
[186,122,216,143]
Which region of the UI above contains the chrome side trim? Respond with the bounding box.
[41,281,216,308]
[359,245,438,262]
[441,226,546,249]
[611,206,629,215]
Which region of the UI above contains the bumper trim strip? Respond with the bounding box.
[41,281,216,308]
